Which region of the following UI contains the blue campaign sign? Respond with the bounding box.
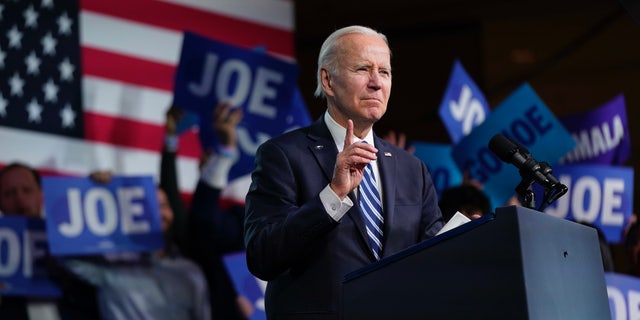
[0,216,61,297]
[606,272,640,319]
[42,176,164,256]
[223,251,266,320]
[451,83,575,210]
[438,59,490,144]
[412,142,463,198]
[560,94,631,166]
[539,165,634,243]
[173,31,308,181]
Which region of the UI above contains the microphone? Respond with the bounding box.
[488,133,562,190]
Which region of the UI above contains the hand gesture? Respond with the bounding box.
[213,101,243,148]
[330,120,378,199]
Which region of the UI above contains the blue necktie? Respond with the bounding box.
[359,159,384,260]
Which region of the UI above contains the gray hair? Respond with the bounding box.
[314,25,389,99]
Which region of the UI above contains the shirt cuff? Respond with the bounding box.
[164,134,179,152]
[319,185,353,221]
[200,152,236,189]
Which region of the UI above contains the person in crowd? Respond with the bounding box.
[438,184,491,222]
[243,25,444,319]
[0,163,44,218]
[164,102,252,319]
[64,173,211,320]
[382,130,415,154]
[0,162,101,320]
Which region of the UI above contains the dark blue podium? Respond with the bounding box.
[342,206,611,319]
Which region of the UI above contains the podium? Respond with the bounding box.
[342,206,611,319]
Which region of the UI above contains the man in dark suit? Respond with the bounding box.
[244,25,444,319]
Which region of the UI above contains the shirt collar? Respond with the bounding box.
[324,111,374,152]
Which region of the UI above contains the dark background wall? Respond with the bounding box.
[293,0,640,269]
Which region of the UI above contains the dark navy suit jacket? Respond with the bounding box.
[244,118,444,319]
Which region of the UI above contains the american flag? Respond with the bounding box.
[0,0,296,202]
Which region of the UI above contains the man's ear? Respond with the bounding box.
[320,68,333,96]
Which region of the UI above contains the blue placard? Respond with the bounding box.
[606,272,640,319]
[42,176,164,256]
[451,83,576,210]
[412,142,463,198]
[0,216,61,297]
[173,31,309,181]
[539,165,633,243]
[438,59,490,144]
[560,94,631,165]
[223,251,266,320]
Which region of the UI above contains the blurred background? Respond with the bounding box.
[294,0,639,183]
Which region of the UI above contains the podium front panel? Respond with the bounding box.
[342,206,611,320]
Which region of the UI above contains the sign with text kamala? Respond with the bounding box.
[451,83,575,209]
[0,216,61,297]
[42,176,163,255]
[173,31,305,181]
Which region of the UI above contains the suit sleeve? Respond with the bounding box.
[418,160,445,240]
[244,140,338,281]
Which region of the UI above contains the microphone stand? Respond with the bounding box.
[515,174,536,210]
[537,162,568,212]
[514,162,568,212]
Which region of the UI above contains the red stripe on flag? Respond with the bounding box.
[82,47,176,92]
[81,0,294,57]
[84,112,202,158]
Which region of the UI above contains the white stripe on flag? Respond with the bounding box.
[159,0,294,30]
[80,11,183,65]
[83,76,172,126]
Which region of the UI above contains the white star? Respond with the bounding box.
[57,12,73,35]
[41,32,57,56]
[58,57,74,81]
[60,103,76,128]
[25,51,42,75]
[7,25,23,49]
[42,78,59,103]
[24,5,39,28]
[0,94,7,118]
[9,72,25,97]
[41,0,53,9]
[0,49,6,68]
[27,98,43,123]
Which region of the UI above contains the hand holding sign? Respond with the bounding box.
[173,31,310,181]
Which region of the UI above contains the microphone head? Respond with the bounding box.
[488,134,519,163]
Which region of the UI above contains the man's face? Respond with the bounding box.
[0,166,43,218]
[324,33,392,128]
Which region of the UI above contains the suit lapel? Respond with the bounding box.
[306,119,338,182]
[307,119,370,255]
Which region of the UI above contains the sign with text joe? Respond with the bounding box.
[0,216,61,297]
[173,31,307,181]
[42,176,163,256]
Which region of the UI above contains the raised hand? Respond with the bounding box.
[330,120,378,199]
[165,105,184,135]
[213,101,243,148]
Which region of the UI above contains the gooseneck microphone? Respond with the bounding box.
[488,133,568,210]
